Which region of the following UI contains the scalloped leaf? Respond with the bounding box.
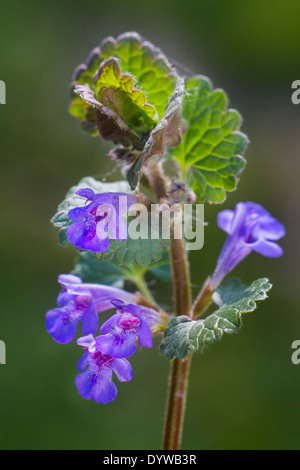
[160,278,272,359]
[51,177,131,245]
[74,58,159,148]
[94,58,157,121]
[167,75,249,203]
[74,83,146,149]
[69,32,178,138]
[95,216,170,267]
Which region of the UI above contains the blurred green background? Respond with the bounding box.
[0,0,299,450]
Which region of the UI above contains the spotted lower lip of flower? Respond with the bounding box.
[75,334,133,404]
[96,300,154,358]
[210,201,285,290]
[46,291,97,345]
[45,274,138,344]
[66,189,137,253]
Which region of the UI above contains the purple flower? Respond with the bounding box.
[210,202,285,290]
[66,189,137,252]
[75,334,132,404]
[46,274,137,344]
[96,300,155,358]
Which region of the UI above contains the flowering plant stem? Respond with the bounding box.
[162,234,192,450]
[125,271,156,305]
[145,163,194,450]
[191,277,214,319]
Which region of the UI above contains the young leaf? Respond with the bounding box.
[160,277,272,359]
[69,32,186,187]
[69,32,178,139]
[167,75,249,203]
[74,57,159,148]
[100,32,177,119]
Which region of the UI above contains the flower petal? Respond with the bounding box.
[137,320,153,348]
[58,274,82,288]
[110,215,128,241]
[97,332,137,358]
[92,375,117,404]
[65,284,137,312]
[68,205,91,223]
[77,350,89,371]
[217,209,234,234]
[81,302,99,336]
[112,358,133,382]
[77,334,96,352]
[99,313,123,334]
[76,188,95,201]
[45,307,79,344]
[66,222,110,252]
[252,239,284,257]
[75,370,94,399]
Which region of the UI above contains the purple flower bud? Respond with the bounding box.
[66,189,137,252]
[46,274,137,344]
[210,202,285,290]
[75,334,133,404]
[96,300,154,358]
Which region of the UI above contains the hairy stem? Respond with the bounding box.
[169,236,192,317]
[126,273,156,306]
[191,276,214,319]
[162,232,192,450]
[162,354,192,450]
[146,162,193,450]
[145,162,167,200]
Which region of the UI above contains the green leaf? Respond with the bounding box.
[51,177,131,245]
[167,75,249,203]
[160,278,272,359]
[148,253,172,281]
[69,32,178,139]
[95,210,170,267]
[74,83,147,149]
[72,244,171,286]
[74,57,159,148]
[94,32,177,119]
[95,227,170,267]
[71,251,125,287]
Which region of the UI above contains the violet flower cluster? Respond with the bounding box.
[47,188,285,405]
[46,274,161,404]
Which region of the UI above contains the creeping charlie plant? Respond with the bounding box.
[47,32,285,450]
